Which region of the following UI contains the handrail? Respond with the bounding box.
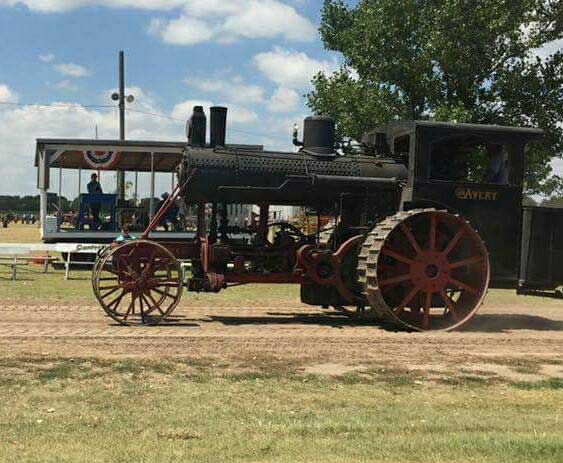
[140,169,196,240]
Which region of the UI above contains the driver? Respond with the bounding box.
[484,143,508,184]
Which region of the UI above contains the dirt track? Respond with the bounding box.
[1,300,562,380]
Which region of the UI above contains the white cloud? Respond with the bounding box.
[253,47,338,89]
[39,52,55,63]
[185,75,264,104]
[219,1,316,42]
[171,99,257,124]
[149,16,213,45]
[0,86,186,195]
[170,99,214,121]
[0,1,187,13]
[149,0,316,45]
[2,0,316,44]
[53,80,79,92]
[225,104,258,124]
[54,62,91,77]
[268,87,299,113]
[0,84,18,103]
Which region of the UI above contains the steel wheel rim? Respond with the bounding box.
[93,240,183,326]
[92,246,112,296]
[371,211,489,331]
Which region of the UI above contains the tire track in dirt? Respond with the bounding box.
[1,302,562,373]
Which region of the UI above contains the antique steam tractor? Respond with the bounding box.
[92,105,563,331]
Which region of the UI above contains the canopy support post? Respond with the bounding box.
[78,168,82,197]
[58,166,62,230]
[134,171,138,206]
[149,152,155,220]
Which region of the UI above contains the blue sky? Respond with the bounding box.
[0,0,560,198]
[0,0,348,196]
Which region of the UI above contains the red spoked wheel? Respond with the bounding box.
[93,240,183,325]
[92,245,112,296]
[357,209,490,331]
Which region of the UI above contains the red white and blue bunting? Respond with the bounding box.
[83,150,120,170]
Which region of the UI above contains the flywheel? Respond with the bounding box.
[356,209,490,331]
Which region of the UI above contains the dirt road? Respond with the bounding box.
[1,299,562,381]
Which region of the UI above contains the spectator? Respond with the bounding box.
[87,173,103,228]
[156,192,178,231]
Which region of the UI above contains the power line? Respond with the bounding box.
[127,108,182,121]
[0,101,291,143]
[126,108,291,142]
[0,101,114,109]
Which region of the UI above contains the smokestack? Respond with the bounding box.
[188,106,206,147]
[210,106,227,148]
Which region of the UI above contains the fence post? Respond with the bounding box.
[65,252,72,280]
[12,256,17,281]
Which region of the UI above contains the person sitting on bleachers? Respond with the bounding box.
[156,193,179,232]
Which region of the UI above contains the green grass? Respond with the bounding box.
[1,223,561,308]
[0,358,562,463]
[0,266,300,305]
[3,263,561,309]
[0,270,94,302]
[0,223,41,243]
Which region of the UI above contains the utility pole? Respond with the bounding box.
[119,51,125,141]
[111,51,134,201]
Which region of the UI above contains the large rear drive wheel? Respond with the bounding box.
[92,240,183,326]
[356,209,490,331]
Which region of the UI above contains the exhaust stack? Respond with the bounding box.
[187,106,206,147]
[210,106,228,148]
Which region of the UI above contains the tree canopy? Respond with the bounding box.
[307,0,563,195]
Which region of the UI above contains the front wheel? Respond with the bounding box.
[92,240,183,326]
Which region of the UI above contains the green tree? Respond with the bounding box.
[308,0,563,195]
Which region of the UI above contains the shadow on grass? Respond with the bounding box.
[461,313,563,333]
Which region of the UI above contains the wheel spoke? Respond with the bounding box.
[98,284,121,291]
[146,291,166,316]
[139,294,145,323]
[440,290,459,321]
[106,289,127,311]
[152,287,177,299]
[127,243,139,258]
[147,280,180,289]
[448,277,478,294]
[140,293,156,316]
[123,297,135,320]
[141,249,158,277]
[399,223,422,254]
[442,228,465,256]
[423,291,432,329]
[379,273,412,288]
[100,286,122,299]
[393,285,420,314]
[381,248,414,265]
[106,264,134,279]
[449,255,484,269]
[429,213,437,252]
